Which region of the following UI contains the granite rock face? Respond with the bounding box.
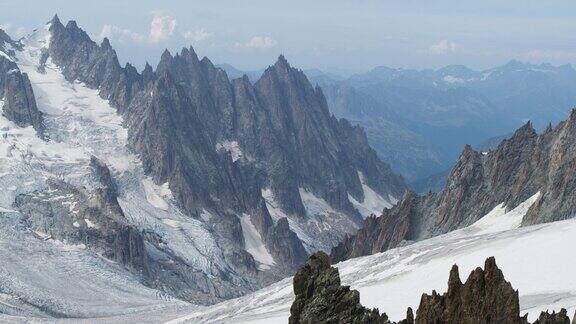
[47,16,143,113]
[333,111,576,262]
[265,218,308,268]
[0,30,44,135]
[289,252,392,324]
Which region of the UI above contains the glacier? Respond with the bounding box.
[166,193,576,323]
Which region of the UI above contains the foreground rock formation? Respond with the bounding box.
[416,257,521,323]
[333,110,576,262]
[291,253,573,324]
[289,252,395,324]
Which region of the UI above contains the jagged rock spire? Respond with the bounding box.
[511,120,537,139]
[544,122,553,134]
[49,14,61,25]
[568,108,576,122]
[290,255,574,324]
[101,37,112,50]
[66,20,79,29]
[271,54,291,72]
[143,61,153,73]
[158,49,173,66]
[417,257,521,323]
[534,309,572,323]
[180,45,199,62]
[289,252,391,324]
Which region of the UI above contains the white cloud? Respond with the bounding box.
[236,36,278,50]
[98,24,145,43]
[149,12,177,43]
[97,12,177,45]
[183,28,211,43]
[428,39,457,55]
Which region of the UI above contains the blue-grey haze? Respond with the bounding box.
[1,0,576,74]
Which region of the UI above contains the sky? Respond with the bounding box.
[1,0,576,75]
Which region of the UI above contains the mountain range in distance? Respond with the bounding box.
[219,61,576,192]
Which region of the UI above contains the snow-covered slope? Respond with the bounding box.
[348,171,396,218]
[168,193,576,323]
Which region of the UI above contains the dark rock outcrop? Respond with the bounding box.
[416,257,521,324]
[289,252,392,324]
[0,31,44,136]
[14,162,147,272]
[1,68,45,135]
[290,255,574,324]
[332,191,418,261]
[533,309,571,324]
[265,218,308,268]
[333,111,576,262]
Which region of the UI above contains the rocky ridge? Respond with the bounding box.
[290,252,573,324]
[332,111,576,262]
[289,252,395,324]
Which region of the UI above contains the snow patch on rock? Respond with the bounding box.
[299,188,339,218]
[142,178,172,211]
[261,188,314,249]
[349,171,395,218]
[262,187,360,253]
[216,140,243,162]
[240,214,275,270]
[469,192,540,235]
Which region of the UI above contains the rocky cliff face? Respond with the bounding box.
[290,254,573,324]
[2,16,405,305]
[0,30,44,136]
[333,111,576,262]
